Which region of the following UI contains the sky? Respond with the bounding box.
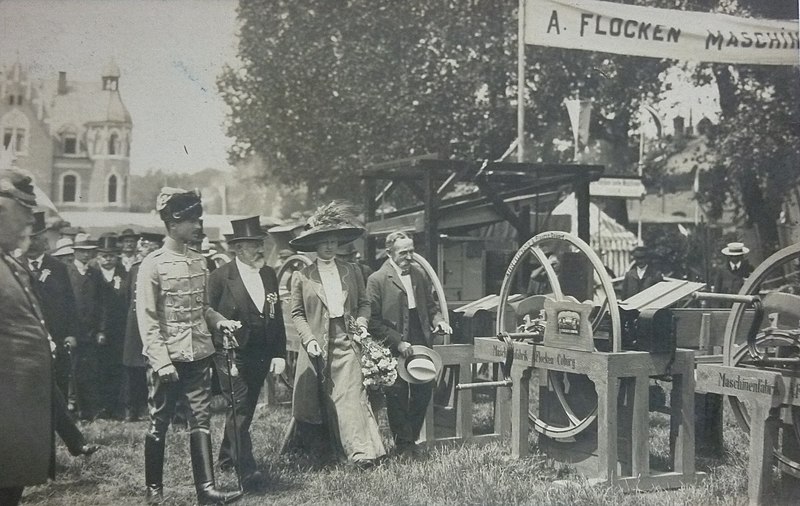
[0,0,240,174]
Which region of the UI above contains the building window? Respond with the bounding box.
[62,174,77,203]
[16,95,23,105]
[1,109,29,154]
[2,128,25,152]
[7,96,13,105]
[108,133,118,155]
[63,135,77,154]
[108,175,118,203]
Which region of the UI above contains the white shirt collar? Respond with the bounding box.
[236,256,261,274]
[28,254,45,266]
[389,258,409,277]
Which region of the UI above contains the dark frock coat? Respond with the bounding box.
[66,262,104,344]
[30,254,80,347]
[0,253,53,488]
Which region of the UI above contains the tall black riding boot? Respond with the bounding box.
[144,435,166,504]
[190,431,243,505]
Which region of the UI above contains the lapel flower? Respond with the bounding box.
[113,275,122,290]
[38,268,51,282]
[266,292,278,318]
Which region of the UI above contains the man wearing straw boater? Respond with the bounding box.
[367,231,451,457]
[208,216,287,490]
[136,188,243,505]
[712,241,754,297]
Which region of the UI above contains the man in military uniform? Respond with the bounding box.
[137,188,242,505]
[122,232,164,421]
[0,167,53,506]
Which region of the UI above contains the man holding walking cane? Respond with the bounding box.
[208,216,287,491]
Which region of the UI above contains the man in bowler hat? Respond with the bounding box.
[208,216,287,489]
[621,246,663,300]
[119,228,140,272]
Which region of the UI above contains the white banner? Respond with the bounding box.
[526,0,799,66]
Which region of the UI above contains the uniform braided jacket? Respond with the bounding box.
[135,237,224,371]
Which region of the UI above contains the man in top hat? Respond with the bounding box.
[66,232,105,420]
[208,216,287,489]
[620,246,663,300]
[95,233,129,419]
[136,187,242,505]
[122,232,164,421]
[713,242,754,297]
[366,231,452,456]
[52,237,75,264]
[119,228,140,272]
[0,166,53,505]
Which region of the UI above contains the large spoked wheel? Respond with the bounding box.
[723,242,800,477]
[277,254,313,390]
[496,231,621,439]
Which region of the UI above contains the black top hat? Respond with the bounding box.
[31,212,48,236]
[140,232,165,244]
[96,233,120,253]
[227,216,265,243]
[119,228,140,240]
[290,201,364,252]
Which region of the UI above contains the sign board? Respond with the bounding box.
[526,0,799,66]
[589,177,645,198]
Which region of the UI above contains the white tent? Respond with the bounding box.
[551,193,638,277]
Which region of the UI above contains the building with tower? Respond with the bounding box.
[0,59,132,211]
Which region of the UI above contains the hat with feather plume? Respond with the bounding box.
[290,200,365,252]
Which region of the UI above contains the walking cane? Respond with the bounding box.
[65,341,78,412]
[222,329,244,493]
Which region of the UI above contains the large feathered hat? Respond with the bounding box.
[289,201,365,252]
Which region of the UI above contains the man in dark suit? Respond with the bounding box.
[713,241,754,297]
[208,216,287,489]
[366,231,451,456]
[66,233,104,420]
[620,246,663,300]
[95,233,129,419]
[24,212,80,398]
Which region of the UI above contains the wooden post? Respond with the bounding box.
[592,370,619,482]
[423,167,439,272]
[631,375,650,477]
[576,177,591,242]
[364,177,377,270]
[456,363,473,440]
[672,368,696,475]
[510,363,531,458]
[747,404,780,506]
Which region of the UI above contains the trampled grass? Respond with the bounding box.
[20,385,800,505]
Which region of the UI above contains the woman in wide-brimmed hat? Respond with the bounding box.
[285,201,385,467]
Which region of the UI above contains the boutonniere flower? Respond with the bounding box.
[113,275,122,290]
[38,269,51,282]
[266,292,278,318]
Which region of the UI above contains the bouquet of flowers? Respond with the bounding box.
[359,334,398,392]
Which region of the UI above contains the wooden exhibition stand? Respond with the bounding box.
[474,337,704,491]
[695,363,788,506]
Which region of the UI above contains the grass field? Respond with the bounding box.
[20,386,800,505]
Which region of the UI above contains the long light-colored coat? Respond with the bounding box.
[290,259,369,423]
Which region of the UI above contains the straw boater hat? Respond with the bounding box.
[72,233,97,250]
[721,242,749,256]
[51,237,74,257]
[225,216,266,244]
[396,346,443,385]
[289,201,365,252]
